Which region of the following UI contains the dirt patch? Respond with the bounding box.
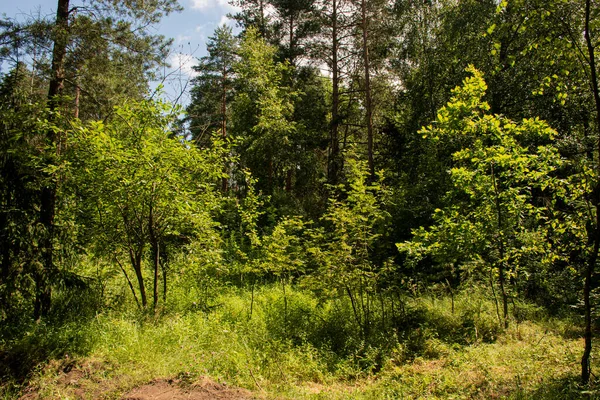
[16,357,253,400]
[122,377,253,400]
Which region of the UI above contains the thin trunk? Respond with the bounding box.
[498,260,509,329]
[446,279,454,315]
[360,0,374,179]
[285,169,292,192]
[379,291,385,331]
[249,279,255,319]
[130,247,147,308]
[149,201,159,311]
[221,69,228,192]
[282,276,288,337]
[582,0,600,384]
[289,14,294,65]
[162,256,167,303]
[329,0,341,185]
[74,82,80,119]
[490,267,502,327]
[36,0,70,320]
[115,256,141,310]
[0,207,9,293]
[346,286,363,337]
[152,239,159,311]
[259,0,266,37]
[491,162,509,328]
[30,43,37,97]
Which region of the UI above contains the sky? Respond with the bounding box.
[0,0,242,104]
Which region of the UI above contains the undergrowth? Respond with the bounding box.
[0,285,593,399]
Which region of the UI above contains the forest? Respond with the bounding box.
[1,0,600,398]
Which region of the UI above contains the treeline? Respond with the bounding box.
[1,0,600,385]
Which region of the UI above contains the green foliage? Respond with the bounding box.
[3,0,600,396]
[187,25,238,144]
[0,286,586,399]
[0,66,76,323]
[68,98,225,309]
[304,153,392,340]
[399,67,566,325]
[232,27,299,192]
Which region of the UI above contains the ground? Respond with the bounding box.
[16,359,253,400]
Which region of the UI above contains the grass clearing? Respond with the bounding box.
[0,286,595,399]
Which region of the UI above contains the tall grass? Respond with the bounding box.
[0,283,592,399]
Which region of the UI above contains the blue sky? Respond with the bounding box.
[0,0,241,104]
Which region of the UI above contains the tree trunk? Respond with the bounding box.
[74,81,80,119]
[152,240,159,310]
[360,0,375,180]
[328,0,341,185]
[130,247,147,308]
[36,0,70,320]
[491,162,509,328]
[498,261,509,329]
[221,69,228,192]
[582,0,600,384]
[148,200,159,311]
[162,254,167,303]
[285,169,293,192]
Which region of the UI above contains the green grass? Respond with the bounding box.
[0,285,595,399]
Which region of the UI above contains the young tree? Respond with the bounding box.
[0,0,181,319]
[398,68,564,328]
[307,152,391,340]
[70,99,224,310]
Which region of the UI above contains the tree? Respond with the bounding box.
[398,68,564,328]
[188,25,239,146]
[269,0,319,65]
[230,0,273,39]
[232,27,298,193]
[0,0,181,319]
[187,25,239,191]
[69,99,224,310]
[0,65,48,320]
[307,152,391,340]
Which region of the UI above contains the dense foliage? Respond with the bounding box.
[3,0,600,396]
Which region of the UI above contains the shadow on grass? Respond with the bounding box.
[519,375,599,400]
[0,318,94,387]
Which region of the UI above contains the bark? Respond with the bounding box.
[130,247,147,308]
[491,162,509,329]
[74,82,80,119]
[36,0,70,320]
[582,0,600,384]
[285,169,293,192]
[289,14,295,65]
[162,255,167,303]
[360,0,375,180]
[258,0,266,37]
[115,256,141,310]
[149,221,160,310]
[221,67,228,192]
[328,0,341,185]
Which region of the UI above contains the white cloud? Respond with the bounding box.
[218,15,230,27]
[190,0,231,10]
[176,34,192,43]
[168,52,199,78]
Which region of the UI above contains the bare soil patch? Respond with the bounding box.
[16,358,253,400]
[122,377,252,400]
